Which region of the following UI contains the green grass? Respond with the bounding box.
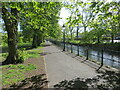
[0,42,45,88]
[0,45,43,62]
[0,43,43,86]
[26,48,42,58]
[0,53,8,62]
[2,64,36,86]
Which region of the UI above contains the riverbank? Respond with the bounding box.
[52,40,120,53]
[79,43,120,52]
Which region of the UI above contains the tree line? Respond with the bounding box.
[62,1,120,44]
[1,1,120,64]
[1,2,62,64]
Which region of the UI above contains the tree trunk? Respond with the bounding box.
[32,33,37,48]
[111,33,114,43]
[37,33,43,46]
[2,7,19,64]
[84,26,86,33]
[6,27,18,64]
[37,36,40,46]
[43,35,45,42]
[97,36,100,43]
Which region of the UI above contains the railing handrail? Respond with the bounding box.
[50,40,120,70]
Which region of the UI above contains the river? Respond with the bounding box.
[57,43,120,69]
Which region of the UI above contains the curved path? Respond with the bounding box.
[44,41,98,87]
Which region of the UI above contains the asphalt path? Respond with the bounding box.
[44,41,98,87]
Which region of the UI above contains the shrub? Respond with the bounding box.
[17,49,28,63]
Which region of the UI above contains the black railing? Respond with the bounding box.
[51,40,120,70]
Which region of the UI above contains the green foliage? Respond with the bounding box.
[17,45,43,63]
[62,1,120,44]
[69,40,79,44]
[17,49,28,63]
[1,33,8,46]
[2,53,8,59]
[0,53,8,62]
[20,2,62,46]
[0,43,43,63]
[2,2,62,63]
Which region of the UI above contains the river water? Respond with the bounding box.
[58,43,120,69]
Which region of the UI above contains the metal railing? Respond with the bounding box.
[51,40,120,70]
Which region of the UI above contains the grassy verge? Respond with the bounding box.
[0,43,44,87]
[26,46,43,59]
[0,45,43,62]
[2,64,36,86]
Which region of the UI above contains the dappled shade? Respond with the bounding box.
[54,70,120,90]
[2,74,49,89]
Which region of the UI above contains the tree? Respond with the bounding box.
[20,2,62,48]
[2,2,62,64]
[90,1,120,43]
[2,2,22,64]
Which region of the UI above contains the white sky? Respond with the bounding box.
[58,7,71,26]
[58,7,85,33]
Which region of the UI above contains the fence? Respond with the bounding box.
[51,40,120,70]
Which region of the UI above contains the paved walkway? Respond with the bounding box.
[44,41,98,87]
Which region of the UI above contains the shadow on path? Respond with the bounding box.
[40,51,62,56]
[2,74,49,90]
[41,44,51,47]
[54,70,120,90]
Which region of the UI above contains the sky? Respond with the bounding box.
[58,7,71,26]
[0,18,4,33]
[58,6,85,33]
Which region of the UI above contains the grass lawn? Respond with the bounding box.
[0,43,44,87]
[2,64,36,86]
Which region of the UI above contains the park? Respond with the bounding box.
[0,1,120,89]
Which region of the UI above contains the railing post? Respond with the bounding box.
[71,44,73,53]
[97,48,104,71]
[63,25,65,51]
[77,43,79,56]
[67,42,68,51]
[63,32,65,51]
[86,47,89,60]
[101,49,104,66]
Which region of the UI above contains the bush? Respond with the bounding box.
[17,49,28,63]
